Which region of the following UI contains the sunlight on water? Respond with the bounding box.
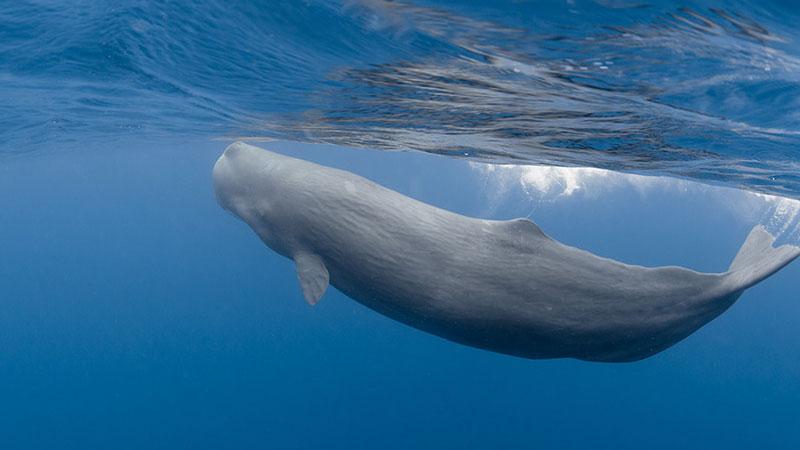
[760,194,800,244]
[472,162,800,245]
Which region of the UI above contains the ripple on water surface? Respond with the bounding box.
[1,0,799,198]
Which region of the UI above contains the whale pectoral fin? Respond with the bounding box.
[294,252,330,306]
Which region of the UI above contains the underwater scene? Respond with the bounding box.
[2,0,799,448]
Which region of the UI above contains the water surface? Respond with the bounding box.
[2,0,799,196]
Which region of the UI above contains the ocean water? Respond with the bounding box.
[1,1,799,449]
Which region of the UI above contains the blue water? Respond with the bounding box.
[1,1,799,449]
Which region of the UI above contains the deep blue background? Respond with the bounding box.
[0,140,797,449]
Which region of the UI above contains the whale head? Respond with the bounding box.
[213,142,292,255]
[213,142,263,219]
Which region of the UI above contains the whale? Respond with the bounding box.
[213,142,800,362]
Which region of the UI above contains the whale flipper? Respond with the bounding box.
[294,252,329,306]
[726,225,800,291]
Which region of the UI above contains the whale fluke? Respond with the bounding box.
[726,225,800,292]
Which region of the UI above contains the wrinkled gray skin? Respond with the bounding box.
[213,143,800,362]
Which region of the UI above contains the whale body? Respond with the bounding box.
[213,142,800,362]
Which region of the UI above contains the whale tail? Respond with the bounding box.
[726,225,800,291]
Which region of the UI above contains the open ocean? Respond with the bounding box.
[1,1,799,448]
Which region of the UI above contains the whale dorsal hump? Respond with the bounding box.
[495,218,550,240]
[294,252,330,306]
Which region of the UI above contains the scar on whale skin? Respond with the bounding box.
[213,142,800,362]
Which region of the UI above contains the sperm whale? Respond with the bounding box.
[213,142,800,362]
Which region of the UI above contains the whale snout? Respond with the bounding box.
[220,141,249,160]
